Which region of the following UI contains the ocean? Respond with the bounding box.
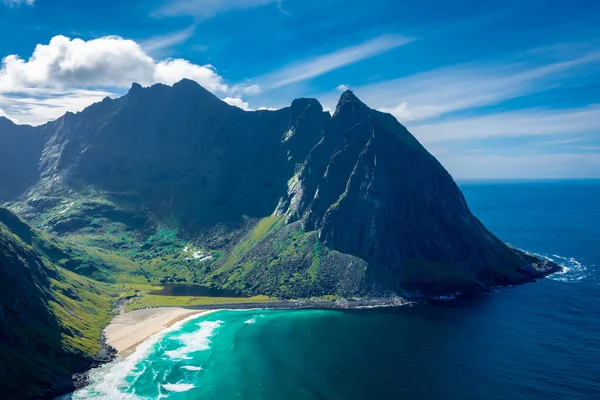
[72,180,600,400]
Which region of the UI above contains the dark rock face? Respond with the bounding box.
[0,117,46,201]
[0,81,559,298]
[283,91,551,296]
[37,80,329,228]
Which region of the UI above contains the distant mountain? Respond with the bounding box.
[0,117,45,201]
[0,79,558,301]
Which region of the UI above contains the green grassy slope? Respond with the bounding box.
[0,207,115,399]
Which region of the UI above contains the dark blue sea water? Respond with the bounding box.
[74,180,600,400]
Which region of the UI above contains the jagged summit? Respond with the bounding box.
[338,89,361,103]
[172,78,221,99]
[129,81,143,92]
[334,89,369,115]
[290,97,323,113]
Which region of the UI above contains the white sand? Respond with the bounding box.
[104,308,206,357]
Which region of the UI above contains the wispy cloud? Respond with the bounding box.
[3,0,34,7]
[154,0,278,19]
[141,26,196,55]
[277,0,290,16]
[257,34,414,90]
[438,152,600,179]
[409,106,600,144]
[337,43,600,179]
[408,104,600,178]
[0,88,115,125]
[340,47,600,123]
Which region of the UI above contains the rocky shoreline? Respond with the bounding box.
[39,335,116,400]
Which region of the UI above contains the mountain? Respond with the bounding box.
[1,79,558,302]
[0,207,114,399]
[0,117,46,201]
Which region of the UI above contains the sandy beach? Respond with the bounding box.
[104,308,207,357]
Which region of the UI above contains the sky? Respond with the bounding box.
[0,0,599,179]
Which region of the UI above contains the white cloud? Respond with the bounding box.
[336,84,349,92]
[0,35,230,124]
[0,35,227,92]
[223,96,251,110]
[3,0,34,7]
[154,0,278,19]
[234,84,261,95]
[258,34,414,90]
[141,26,196,55]
[154,59,226,90]
[408,106,600,144]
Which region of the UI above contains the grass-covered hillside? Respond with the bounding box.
[0,207,115,399]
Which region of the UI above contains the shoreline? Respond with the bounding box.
[104,262,562,359]
[104,308,210,357]
[103,298,411,358]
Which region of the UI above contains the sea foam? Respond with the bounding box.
[181,365,203,371]
[162,383,196,392]
[543,254,590,282]
[71,311,215,399]
[164,320,222,360]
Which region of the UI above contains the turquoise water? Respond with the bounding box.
[72,180,600,399]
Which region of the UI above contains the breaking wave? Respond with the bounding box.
[162,383,196,392]
[164,321,222,360]
[543,254,591,282]
[71,312,217,399]
[180,365,202,371]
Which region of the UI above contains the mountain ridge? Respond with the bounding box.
[1,80,559,301]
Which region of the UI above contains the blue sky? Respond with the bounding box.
[0,0,599,179]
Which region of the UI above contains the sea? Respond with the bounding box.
[71,180,600,400]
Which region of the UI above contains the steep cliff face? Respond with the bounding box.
[0,81,558,300]
[282,91,555,296]
[33,80,329,229]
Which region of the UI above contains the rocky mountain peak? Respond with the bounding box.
[129,81,143,93]
[290,97,324,114]
[334,90,369,116]
[172,78,221,101]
